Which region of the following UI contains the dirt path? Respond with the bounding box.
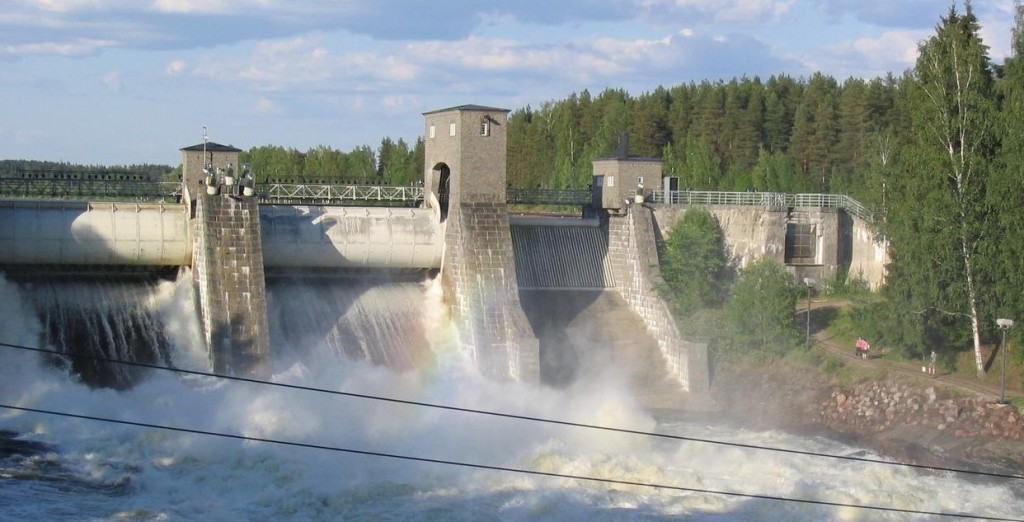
[805,300,1024,402]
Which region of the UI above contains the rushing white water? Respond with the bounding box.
[0,273,1022,521]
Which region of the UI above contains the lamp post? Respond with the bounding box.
[997,318,1014,404]
[803,278,815,349]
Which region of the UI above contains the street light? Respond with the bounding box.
[803,277,815,349]
[997,318,1015,404]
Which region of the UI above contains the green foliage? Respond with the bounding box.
[722,258,799,356]
[818,270,871,298]
[990,1,1024,337]
[0,160,173,180]
[502,71,898,195]
[239,140,419,184]
[661,209,728,316]
[885,2,997,376]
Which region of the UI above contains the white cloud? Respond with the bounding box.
[640,0,794,24]
[977,0,1016,61]
[151,0,251,15]
[24,0,109,13]
[382,96,418,111]
[254,97,279,114]
[101,70,121,91]
[191,35,422,93]
[1,37,116,56]
[822,29,928,77]
[164,60,187,75]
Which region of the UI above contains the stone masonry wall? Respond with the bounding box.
[607,204,709,393]
[442,198,539,381]
[193,192,271,379]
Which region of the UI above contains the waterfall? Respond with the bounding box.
[21,276,185,389]
[266,276,436,373]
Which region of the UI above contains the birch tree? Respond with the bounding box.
[899,2,996,376]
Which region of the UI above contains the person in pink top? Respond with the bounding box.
[855,337,870,359]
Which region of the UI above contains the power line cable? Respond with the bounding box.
[1,340,1022,482]
[1,403,1019,522]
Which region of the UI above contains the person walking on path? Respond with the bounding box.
[855,337,870,359]
[928,350,938,376]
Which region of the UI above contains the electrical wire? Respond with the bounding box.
[1,340,1023,483]
[1,402,1019,522]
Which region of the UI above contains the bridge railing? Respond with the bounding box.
[506,188,591,206]
[647,190,873,222]
[257,183,424,204]
[0,177,875,221]
[0,178,182,203]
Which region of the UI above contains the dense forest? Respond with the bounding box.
[506,71,896,203]
[238,138,424,185]
[0,160,175,181]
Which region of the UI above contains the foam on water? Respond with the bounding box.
[0,273,1022,521]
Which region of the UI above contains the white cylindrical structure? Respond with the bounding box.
[260,205,444,269]
[0,201,192,266]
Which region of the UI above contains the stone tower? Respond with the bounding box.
[423,105,539,381]
[423,105,508,216]
[181,142,270,380]
[180,141,241,211]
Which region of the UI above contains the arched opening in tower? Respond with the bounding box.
[437,164,451,222]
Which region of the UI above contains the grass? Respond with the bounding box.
[818,298,1024,399]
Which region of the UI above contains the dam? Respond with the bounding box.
[0,104,886,393]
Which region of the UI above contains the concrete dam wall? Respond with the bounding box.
[0,202,444,271]
[652,205,886,289]
[260,205,444,269]
[0,200,191,267]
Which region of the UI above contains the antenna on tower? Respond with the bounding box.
[202,126,210,166]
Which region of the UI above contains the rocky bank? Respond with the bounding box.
[708,363,1024,476]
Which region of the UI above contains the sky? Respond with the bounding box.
[0,0,1019,167]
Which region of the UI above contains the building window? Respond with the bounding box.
[480,118,490,136]
[449,123,457,136]
[429,125,436,139]
[785,223,817,264]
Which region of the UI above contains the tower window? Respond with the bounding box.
[429,125,436,139]
[480,119,490,136]
[449,123,457,136]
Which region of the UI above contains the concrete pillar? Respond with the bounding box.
[607,205,708,393]
[193,184,270,379]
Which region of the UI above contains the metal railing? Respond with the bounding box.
[648,190,873,222]
[0,177,874,221]
[258,183,424,205]
[0,178,181,203]
[507,188,591,206]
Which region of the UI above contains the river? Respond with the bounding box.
[0,274,1021,521]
